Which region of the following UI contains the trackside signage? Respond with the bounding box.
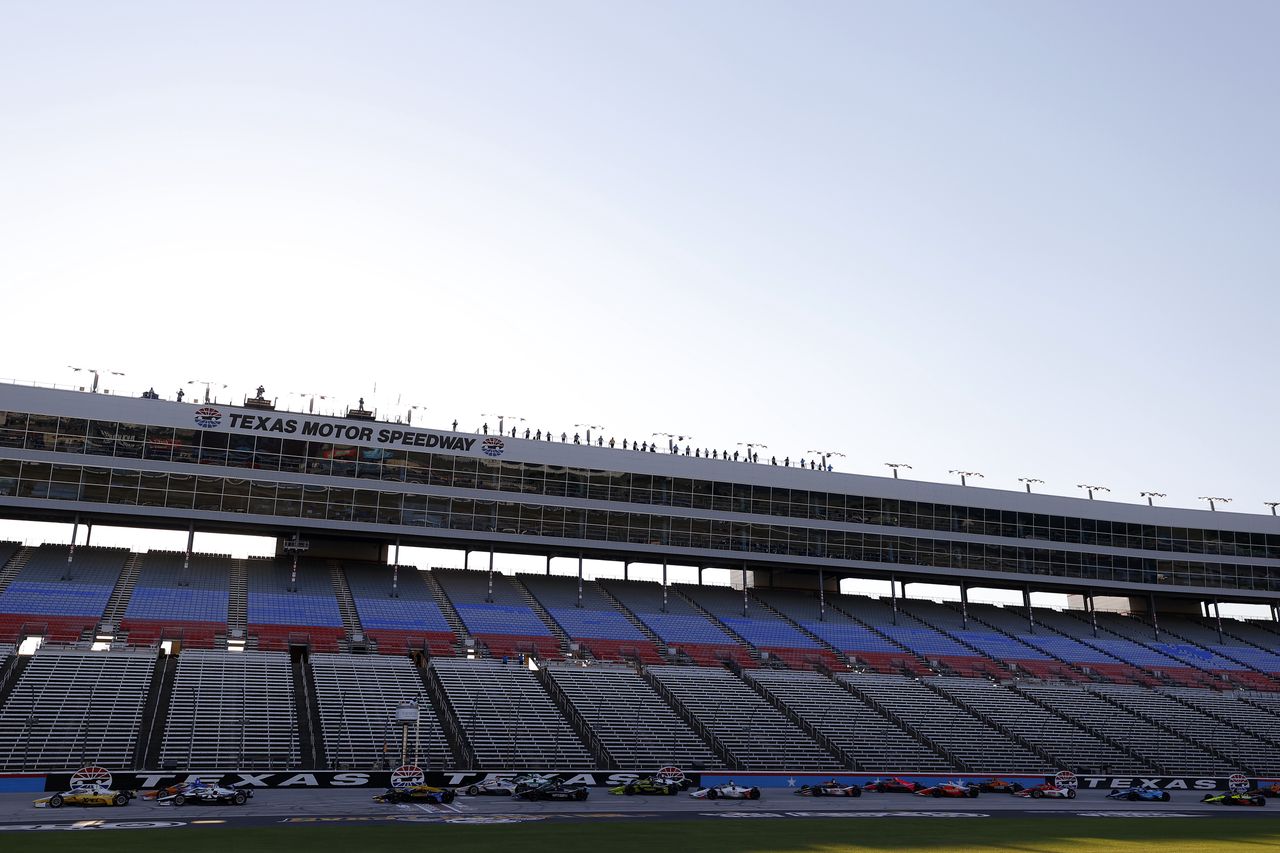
[208,412,495,455]
[44,771,699,792]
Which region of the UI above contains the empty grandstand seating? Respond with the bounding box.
[681,585,837,669]
[1141,615,1280,691]
[0,545,126,643]
[520,575,663,663]
[839,673,1047,773]
[930,676,1149,773]
[0,647,155,770]
[600,580,749,667]
[833,595,991,677]
[121,551,230,648]
[545,663,723,768]
[1014,681,1232,776]
[429,658,592,769]
[1161,687,1280,775]
[245,558,345,652]
[756,589,919,673]
[648,665,840,769]
[310,653,453,769]
[432,569,557,659]
[342,563,454,656]
[746,668,951,771]
[159,649,299,769]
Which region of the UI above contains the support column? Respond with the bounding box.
[1214,598,1223,644]
[184,522,195,571]
[818,568,825,622]
[741,565,748,616]
[486,546,494,603]
[1024,585,1034,633]
[698,566,704,587]
[661,557,668,613]
[890,573,898,625]
[1088,590,1098,637]
[1149,593,1160,641]
[85,522,93,547]
[624,561,629,581]
[577,554,584,608]
[545,555,551,576]
[393,537,400,568]
[960,582,968,629]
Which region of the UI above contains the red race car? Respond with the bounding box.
[914,780,980,799]
[1015,783,1076,800]
[864,777,924,793]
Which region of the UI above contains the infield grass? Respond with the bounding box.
[4,817,1278,853]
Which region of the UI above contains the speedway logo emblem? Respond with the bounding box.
[390,765,425,790]
[70,766,113,788]
[481,437,505,458]
[193,407,223,429]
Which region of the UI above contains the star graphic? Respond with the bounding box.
[786,777,796,787]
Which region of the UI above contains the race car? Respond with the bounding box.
[610,775,684,796]
[689,781,762,800]
[1014,783,1076,800]
[1106,786,1170,802]
[914,780,980,798]
[373,784,457,804]
[863,777,924,794]
[35,784,135,808]
[160,780,252,806]
[1201,791,1266,806]
[975,777,1025,794]
[793,779,862,797]
[1257,782,1280,798]
[514,778,589,801]
[462,773,554,796]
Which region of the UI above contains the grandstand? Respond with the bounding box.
[2,378,1280,779]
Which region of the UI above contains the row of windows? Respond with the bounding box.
[3,460,1279,594]
[4,409,1280,560]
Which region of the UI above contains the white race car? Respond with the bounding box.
[689,781,762,800]
[1014,783,1076,800]
[462,773,555,796]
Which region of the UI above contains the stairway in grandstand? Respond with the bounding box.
[326,560,367,650]
[0,544,31,596]
[421,568,473,655]
[509,574,575,656]
[100,551,143,633]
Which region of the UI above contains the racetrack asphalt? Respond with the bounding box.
[0,786,1274,832]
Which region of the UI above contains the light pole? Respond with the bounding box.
[1018,477,1044,494]
[1140,491,1166,507]
[405,405,427,426]
[68,366,125,394]
[950,470,983,487]
[1265,502,1280,517]
[885,462,911,479]
[187,378,228,405]
[574,423,604,445]
[1199,496,1231,512]
[1077,484,1110,501]
[807,449,844,471]
[485,413,525,436]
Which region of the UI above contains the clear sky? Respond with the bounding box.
[3,2,1280,579]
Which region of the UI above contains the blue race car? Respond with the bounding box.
[1106,786,1170,802]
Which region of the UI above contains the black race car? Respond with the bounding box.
[515,778,589,801]
[610,775,683,796]
[1202,791,1266,806]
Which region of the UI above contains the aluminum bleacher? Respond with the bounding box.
[121,551,230,649]
[746,668,951,771]
[432,569,557,659]
[1161,687,1280,775]
[158,649,299,769]
[648,665,840,769]
[545,663,723,768]
[429,658,592,769]
[342,563,454,657]
[1013,681,1230,776]
[839,672,1047,773]
[599,580,747,667]
[245,558,344,652]
[0,545,127,643]
[680,585,836,670]
[520,575,663,663]
[929,675,1149,773]
[310,652,453,769]
[0,647,155,770]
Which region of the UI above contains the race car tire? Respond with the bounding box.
[706,789,718,800]
[49,795,63,808]
[575,789,588,801]
[748,788,760,800]
[1030,789,1043,799]
[234,792,247,806]
[113,794,128,807]
[1067,789,1076,800]
[173,794,186,807]
[467,785,481,797]
[932,789,942,798]
[1159,792,1170,802]
[443,791,456,804]
[624,785,635,795]
[850,787,861,797]
[968,789,979,798]
[1127,792,1139,801]
[811,787,824,797]
[1011,783,1024,793]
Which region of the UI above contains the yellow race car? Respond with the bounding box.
[35,784,135,808]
